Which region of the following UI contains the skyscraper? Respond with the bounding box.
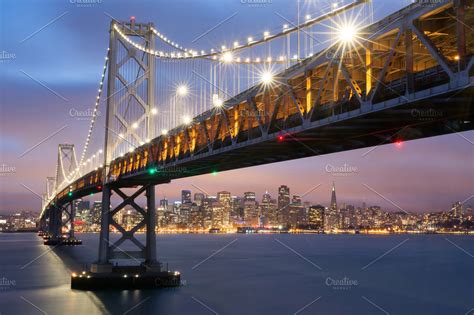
[325,183,339,230]
[289,195,305,227]
[194,193,205,206]
[73,199,90,214]
[330,182,337,210]
[244,192,256,202]
[308,205,325,228]
[160,197,169,208]
[278,185,290,225]
[91,201,102,225]
[217,191,231,226]
[261,191,277,225]
[243,192,258,226]
[182,190,192,204]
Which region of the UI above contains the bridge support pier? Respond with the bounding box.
[91,183,161,272]
[61,201,82,245]
[79,183,179,290]
[44,207,62,245]
[43,204,82,245]
[38,217,47,234]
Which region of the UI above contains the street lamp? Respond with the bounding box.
[177,85,188,97]
[261,71,274,85]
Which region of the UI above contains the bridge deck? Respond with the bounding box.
[43,0,474,216]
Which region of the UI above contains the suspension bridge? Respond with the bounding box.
[37,0,473,288]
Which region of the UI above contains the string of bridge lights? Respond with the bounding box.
[113,0,361,62]
[114,24,288,64]
[79,50,109,167]
[63,48,110,184]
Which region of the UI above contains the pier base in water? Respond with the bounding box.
[43,237,82,246]
[71,266,180,290]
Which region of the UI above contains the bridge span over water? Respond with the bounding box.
[38,0,473,279]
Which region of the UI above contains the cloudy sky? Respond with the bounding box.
[0,0,472,213]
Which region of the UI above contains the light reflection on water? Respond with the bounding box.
[0,233,473,315]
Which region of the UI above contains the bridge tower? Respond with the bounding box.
[92,18,159,273]
[54,144,79,192]
[43,144,82,245]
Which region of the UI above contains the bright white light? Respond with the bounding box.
[332,3,338,9]
[247,37,253,43]
[222,51,233,63]
[305,14,311,20]
[132,122,139,129]
[263,31,270,38]
[151,108,158,115]
[161,129,168,135]
[213,94,224,108]
[182,116,192,125]
[177,85,188,96]
[338,24,357,43]
[214,99,223,107]
[261,71,274,85]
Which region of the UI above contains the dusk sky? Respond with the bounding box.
[0,0,472,214]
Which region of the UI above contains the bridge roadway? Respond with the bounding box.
[42,0,474,218]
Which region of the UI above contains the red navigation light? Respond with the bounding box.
[97,185,102,190]
[278,135,284,142]
[395,139,403,147]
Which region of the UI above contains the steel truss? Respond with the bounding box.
[92,184,159,272]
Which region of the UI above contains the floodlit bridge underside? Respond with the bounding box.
[44,0,473,217]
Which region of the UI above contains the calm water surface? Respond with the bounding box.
[0,233,472,315]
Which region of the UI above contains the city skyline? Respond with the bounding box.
[4,180,471,233]
[3,180,470,216]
